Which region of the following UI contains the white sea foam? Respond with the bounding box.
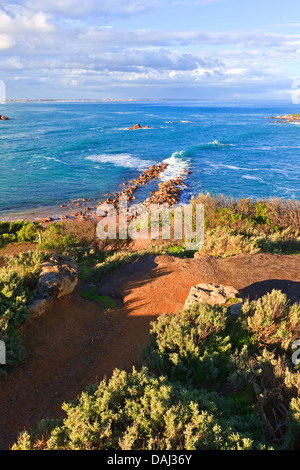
[196,140,234,149]
[35,155,68,165]
[222,164,259,171]
[86,153,153,170]
[209,140,224,146]
[160,151,190,181]
[205,161,260,172]
[242,175,263,181]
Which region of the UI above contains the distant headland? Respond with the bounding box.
[268,113,300,123]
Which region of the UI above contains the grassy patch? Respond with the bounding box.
[80,287,117,311]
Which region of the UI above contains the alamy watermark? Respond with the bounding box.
[292,340,300,365]
[0,340,6,365]
[96,197,204,251]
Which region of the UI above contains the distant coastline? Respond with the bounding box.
[5,98,211,103]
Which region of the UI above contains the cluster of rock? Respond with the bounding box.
[64,199,96,219]
[268,114,300,123]
[99,163,169,212]
[29,256,78,317]
[0,115,9,121]
[37,216,54,224]
[144,177,187,207]
[184,282,243,315]
[36,161,191,225]
[128,123,150,130]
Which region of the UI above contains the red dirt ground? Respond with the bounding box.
[0,252,299,449]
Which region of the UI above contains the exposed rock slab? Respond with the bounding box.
[29,256,78,317]
[184,282,242,311]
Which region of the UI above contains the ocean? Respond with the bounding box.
[0,100,299,220]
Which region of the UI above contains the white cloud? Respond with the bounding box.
[0,0,299,99]
[0,34,15,50]
[0,5,55,34]
[13,0,156,18]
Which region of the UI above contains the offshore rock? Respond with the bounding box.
[128,123,150,130]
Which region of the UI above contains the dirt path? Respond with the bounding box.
[0,253,299,449]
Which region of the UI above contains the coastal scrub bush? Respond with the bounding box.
[12,367,268,450]
[0,251,46,373]
[86,250,151,283]
[192,193,300,234]
[10,290,300,449]
[140,303,232,386]
[238,290,300,352]
[60,218,98,248]
[0,221,42,248]
[140,291,300,448]
[39,223,78,253]
[191,194,300,256]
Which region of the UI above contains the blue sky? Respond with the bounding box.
[1,0,300,100]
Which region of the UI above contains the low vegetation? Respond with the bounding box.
[0,193,299,449]
[12,290,300,450]
[0,251,46,373]
[0,220,42,248]
[191,194,300,257]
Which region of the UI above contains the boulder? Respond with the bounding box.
[37,217,53,224]
[184,282,242,311]
[29,256,78,317]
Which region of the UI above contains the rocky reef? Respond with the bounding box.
[268,114,300,123]
[128,123,150,130]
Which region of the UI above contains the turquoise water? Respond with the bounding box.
[0,101,299,218]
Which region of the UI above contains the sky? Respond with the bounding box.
[1,0,300,100]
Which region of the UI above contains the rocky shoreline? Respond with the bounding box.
[29,161,191,225]
[268,114,300,123]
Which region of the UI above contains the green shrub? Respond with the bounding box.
[140,303,232,386]
[0,221,42,248]
[12,368,268,450]
[191,194,300,256]
[239,290,300,351]
[10,290,300,449]
[39,223,78,252]
[0,251,46,373]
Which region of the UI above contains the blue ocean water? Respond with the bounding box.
[0,100,299,218]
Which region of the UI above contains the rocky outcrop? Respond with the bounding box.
[184,282,243,314]
[128,123,150,130]
[29,256,78,317]
[37,217,54,224]
[268,114,300,123]
[0,115,9,121]
[97,163,169,211]
[144,177,187,207]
